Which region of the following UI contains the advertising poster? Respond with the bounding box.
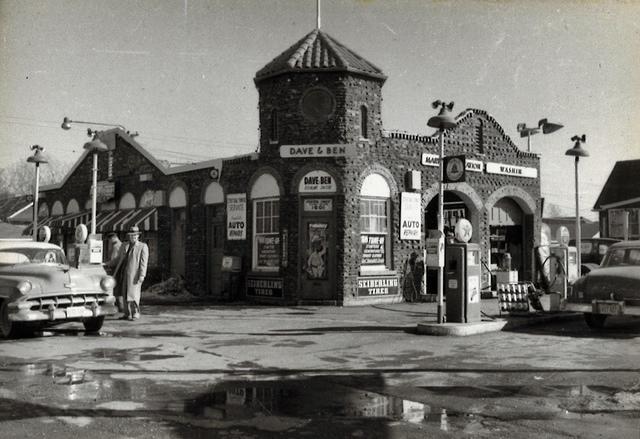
[400,192,421,240]
[226,193,246,240]
[361,235,385,265]
[256,235,280,268]
[304,223,328,279]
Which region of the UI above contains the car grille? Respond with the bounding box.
[27,293,110,311]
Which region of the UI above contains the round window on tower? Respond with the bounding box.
[301,87,335,122]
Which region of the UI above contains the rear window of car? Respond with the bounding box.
[0,248,67,266]
[580,242,593,254]
[603,247,640,267]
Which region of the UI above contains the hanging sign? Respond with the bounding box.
[256,235,280,268]
[400,192,421,241]
[246,277,283,298]
[443,155,466,183]
[486,162,538,178]
[226,193,246,240]
[304,199,333,212]
[361,235,385,265]
[280,144,357,158]
[357,276,399,296]
[299,171,337,193]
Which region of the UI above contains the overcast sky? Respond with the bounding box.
[1,0,639,218]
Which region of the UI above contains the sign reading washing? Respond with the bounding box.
[485,162,537,178]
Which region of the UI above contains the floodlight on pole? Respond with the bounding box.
[517,118,564,152]
[565,134,589,276]
[27,145,49,242]
[62,117,123,235]
[427,100,456,325]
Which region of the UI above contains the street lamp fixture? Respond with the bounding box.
[565,134,589,276]
[61,116,124,236]
[427,100,456,324]
[27,145,49,242]
[517,118,564,152]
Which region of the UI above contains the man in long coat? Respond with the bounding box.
[113,225,149,320]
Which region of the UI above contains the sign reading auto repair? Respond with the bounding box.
[281,144,357,158]
[357,276,399,296]
[246,277,283,298]
[226,193,246,240]
[400,192,421,240]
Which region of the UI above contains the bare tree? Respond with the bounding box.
[0,158,71,200]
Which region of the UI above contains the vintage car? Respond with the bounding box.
[569,237,621,275]
[0,239,117,338]
[563,240,640,328]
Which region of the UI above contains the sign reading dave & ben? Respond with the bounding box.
[361,235,385,265]
[246,277,283,298]
[357,276,399,296]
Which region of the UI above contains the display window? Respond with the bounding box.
[253,198,280,270]
[359,173,392,272]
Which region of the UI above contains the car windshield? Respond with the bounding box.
[602,248,640,267]
[0,248,68,267]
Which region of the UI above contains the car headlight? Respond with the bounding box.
[17,280,32,294]
[100,276,116,291]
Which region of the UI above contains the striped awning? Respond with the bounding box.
[22,215,60,236]
[96,208,158,233]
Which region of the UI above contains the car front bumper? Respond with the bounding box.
[561,299,640,316]
[7,295,118,323]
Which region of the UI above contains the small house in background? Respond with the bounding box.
[542,216,600,241]
[593,159,640,239]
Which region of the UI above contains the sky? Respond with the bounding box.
[1,0,639,219]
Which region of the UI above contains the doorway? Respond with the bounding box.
[171,208,186,278]
[298,197,336,301]
[207,204,225,296]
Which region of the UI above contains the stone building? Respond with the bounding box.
[27,27,542,306]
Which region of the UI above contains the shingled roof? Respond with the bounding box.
[255,29,386,83]
[593,159,640,210]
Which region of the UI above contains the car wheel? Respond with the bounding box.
[584,313,607,329]
[83,316,105,333]
[0,300,20,339]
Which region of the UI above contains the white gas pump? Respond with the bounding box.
[546,226,578,298]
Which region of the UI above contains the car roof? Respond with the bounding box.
[0,240,63,251]
[569,238,621,243]
[608,240,640,249]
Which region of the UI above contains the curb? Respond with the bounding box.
[416,312,582,336]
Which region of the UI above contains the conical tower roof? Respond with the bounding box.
[255,29,386,83]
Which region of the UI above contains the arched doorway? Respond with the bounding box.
[204,182,225,297]
[169,185,187,278]
[489,197,524,277]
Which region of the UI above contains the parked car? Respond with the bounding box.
[563,240,640,328]
[0,239,117,338]
[569,237,621,275]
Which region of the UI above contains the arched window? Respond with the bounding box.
[250,173,280,272]
[360,105,368,139]
[119,192,136,210]
[269,109,278,143]
[360,173,391,272]
[66,199,80,214]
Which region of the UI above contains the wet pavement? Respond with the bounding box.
[0,302,639,438]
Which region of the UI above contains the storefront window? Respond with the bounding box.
[250,173,281,272]
[360,173,391,272]
[254,198,280,271]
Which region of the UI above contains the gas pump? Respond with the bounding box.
[444,219,481,323]
[545,227,578,298]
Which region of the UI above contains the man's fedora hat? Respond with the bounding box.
[127,225,141,235]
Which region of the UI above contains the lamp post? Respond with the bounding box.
[517,118,564,152]
[27,145,49,241]
[61,117,123,235]
[427,100,456,324]
[565,135,589,275]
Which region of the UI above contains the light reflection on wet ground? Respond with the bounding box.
[1,361,639,437]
